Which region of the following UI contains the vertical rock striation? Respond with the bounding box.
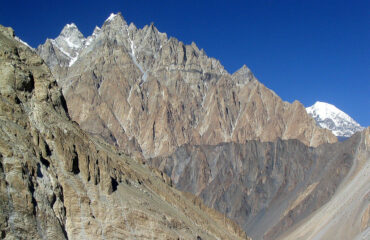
[0,25,250,240]
[37,13,337,158]
[150,130,368,239]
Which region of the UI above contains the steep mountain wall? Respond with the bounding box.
[0,25,249,240]
[149,130,369,239]
[37,13,337,158]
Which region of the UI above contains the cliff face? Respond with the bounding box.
[37,13,336,158]
[149,130,369,240]
[279,127,370,240]
[31,13,370,240]
[0,25,249,240]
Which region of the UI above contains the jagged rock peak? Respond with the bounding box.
[37,14,337,156]
[232,64,255,84]
[58,23,85,44]
[85,26,101,47]
[234,64,251,74]
[61,23,79,33]
[102,12,128,27]
[0,25,14,38]
[92,26,101,34]
[54,22,86,57]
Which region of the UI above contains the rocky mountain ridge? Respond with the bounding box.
[306,101,364,138]
[0,25,249,240]
[37,12,337,158]
[149,128,370,240]
[2,10,369,240]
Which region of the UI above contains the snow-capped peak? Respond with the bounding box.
[306,101,364,137]
[93,26,101,34]
[106,13,117,22]
[102,12,127,28]
[85,26,101,47]
[65,23,77,29]
[47,23,87,66]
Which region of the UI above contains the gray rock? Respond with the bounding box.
[149,132,368,239]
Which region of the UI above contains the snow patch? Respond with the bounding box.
[65,23,77,29]
[51,39,72,59]
[85,26,101,47]
[126,28,148,83]
[69,55,78,66]
[106,13,117,22]
[64,37,81,49]
[15,36,33,50]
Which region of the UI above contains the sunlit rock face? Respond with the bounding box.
[37,13,336,158]
[32,12,370,240]
[0,25,250,240]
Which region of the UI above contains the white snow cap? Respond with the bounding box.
[307,101,354,123]
[65,23,77,29]
[306,101,364,137]
[106,13,117,22]
[15,36,33,50]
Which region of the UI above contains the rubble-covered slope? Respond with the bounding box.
[279,128,370,240]
[0,25,249,240]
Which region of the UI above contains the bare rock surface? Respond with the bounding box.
[32,13,370,240]
[37,13,337,158]
[0,25,249,240]
[150,129,369,240]
[278,127,370,240]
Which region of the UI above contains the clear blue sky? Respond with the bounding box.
[1,0,369,126]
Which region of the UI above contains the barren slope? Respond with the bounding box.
[278,128,370,240]
[150,129,369,239]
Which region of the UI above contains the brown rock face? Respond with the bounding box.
[37,13,336,158]
[0,25,250,240]
[149,130,369,240]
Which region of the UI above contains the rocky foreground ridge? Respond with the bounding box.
[0,25,249,240]
[38,13,337,158]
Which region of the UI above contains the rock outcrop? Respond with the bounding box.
[278,127,370,240]
[37,13,337,158]
[0,25,249,240]
[149,129,369,239]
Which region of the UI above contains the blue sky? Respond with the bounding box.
[1,0,369,126]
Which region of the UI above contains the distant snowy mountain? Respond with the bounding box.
[306,101,364,138]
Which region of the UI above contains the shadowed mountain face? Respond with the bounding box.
[37,13,336,158]
[149,130,369,240]
[0,25,250,240]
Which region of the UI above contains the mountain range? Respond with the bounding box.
[37,12,336,159]
[1,12,369,240]
[0,24,248,240]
